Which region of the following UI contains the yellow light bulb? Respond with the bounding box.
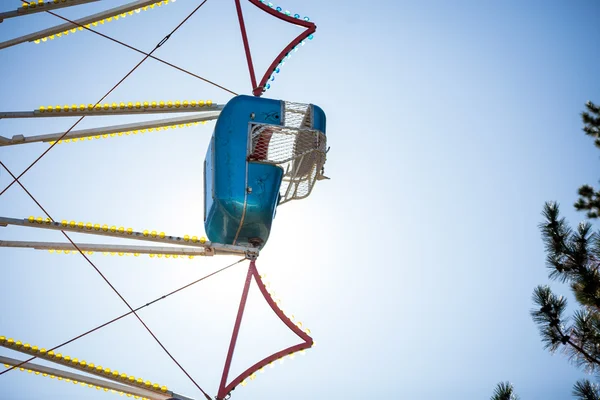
[69,220,76,227]
[111,103,117,110]
[126,227,133,235]
[150,254,155,258]
[151,101,157,108]
[102,225,108,231]
[77,222,84,229]
[110,226,116,232]
[56,105,62,111]
[198,100,205,107]
[143,230,149,236]
[200,236,207,244]
[143,101,149,108]
[127,102,133,109]
[85,222,92,229]
[94,224,100,230]
[135,102,141,109]
[159,101,165,108]
[191,236,198,243]
[103,103,109,110]
[150,230,157,237]
[134,253,140,257]
[159,232,165,239]
[174,101,181,108]
[118,226,124,234]
[207,100,213,106]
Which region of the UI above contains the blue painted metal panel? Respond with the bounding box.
[204,95,284,248]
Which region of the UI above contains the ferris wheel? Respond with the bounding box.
[0,1,328,399]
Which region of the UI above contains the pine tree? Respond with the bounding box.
[491,382,519,400]
[492,101,600,399]
[574,101,600,219]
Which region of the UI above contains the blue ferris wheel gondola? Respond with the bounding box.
[204,95,328,249]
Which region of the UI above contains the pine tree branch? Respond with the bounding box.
[573,379,600,400]
[491,382,519,400]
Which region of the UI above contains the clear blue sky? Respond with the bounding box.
[1,1,599,399]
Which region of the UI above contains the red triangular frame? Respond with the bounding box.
[216,260,314,399]
[234,0,317,97]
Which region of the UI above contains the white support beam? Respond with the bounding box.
[0,356,176,400]
[0,112,220,147]
[0,104,224,119]
[0,0,100,23]
[0,240,216,257]
[0,217,259,258]
[0,0,165,50]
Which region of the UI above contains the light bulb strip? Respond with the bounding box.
[0,216,258,258]
[0,0,100,21]
[51,120,209,145]
[0,112,219,148]
[1,356,164,400]
[33,0,174,44]
[37,100,216,113]
[0,101,221,120]
[0,0,169,50]
[0,240,207,258]
[0,339,170,396]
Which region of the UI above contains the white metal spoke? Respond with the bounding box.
[0,0,100,22]
[0,0,165,50]
[0,217,259,258]
[0,112,220,147]
[0,104,223,119]
[0,356,182,400]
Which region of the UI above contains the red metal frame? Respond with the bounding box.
[217,260,313,399]
[235,0,317,97]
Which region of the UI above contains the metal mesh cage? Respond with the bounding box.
[248,102,326,204]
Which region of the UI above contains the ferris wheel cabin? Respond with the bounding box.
[204,95,327,249]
